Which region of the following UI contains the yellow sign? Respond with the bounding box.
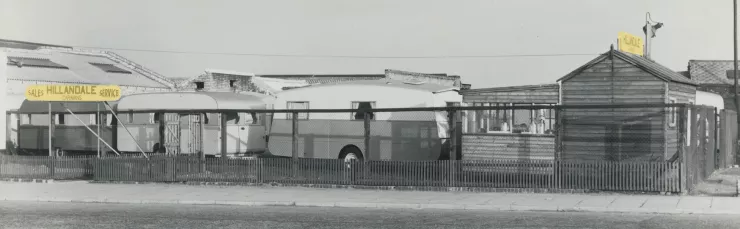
[25,85,122,102]
[618,31,644,56]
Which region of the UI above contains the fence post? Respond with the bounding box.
[553,106,563,189]
[714,107,720,170]
[199,113,206,173]
[447,107,457,187]
[363,111,371,181]
[48,102,55,178]
[291,112,299,178]
[220,112,228,158]
[678,105,687,195]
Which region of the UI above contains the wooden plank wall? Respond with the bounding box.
[560,57,667,161]
[665,82,697,161]
[462,134,555,161]
[463,86,559,104]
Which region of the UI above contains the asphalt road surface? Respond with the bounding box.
[0,201,738,229]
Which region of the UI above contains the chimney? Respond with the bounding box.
[727,70,738,80]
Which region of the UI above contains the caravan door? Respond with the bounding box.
[240,112,266,153]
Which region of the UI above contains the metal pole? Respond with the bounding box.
[97,103,101,158]
[734,0,739,143]
[48,102,53,157]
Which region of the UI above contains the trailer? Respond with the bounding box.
[266,79,462,162]
[114,91,273,157]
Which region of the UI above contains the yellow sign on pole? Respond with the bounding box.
[618,31,644,56]
[25,85,122,102]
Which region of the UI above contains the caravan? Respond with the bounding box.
[266,79,462,162]
[114,91,273,157]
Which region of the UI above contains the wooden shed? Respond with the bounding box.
[556,47,698,161]
[461,84,560,161]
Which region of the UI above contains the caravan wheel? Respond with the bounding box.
[340,147,363,162]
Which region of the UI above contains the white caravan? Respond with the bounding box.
[115,91,273,157]
[266,79,462,161]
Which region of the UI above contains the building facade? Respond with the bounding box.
[557,48,698,161]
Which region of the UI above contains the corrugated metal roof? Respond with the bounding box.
[687,60,736,85]
[259,74,386,85]
[5,49,170,88]
[558,49,697,86]
[284,79,458,93]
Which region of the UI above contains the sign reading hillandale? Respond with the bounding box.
[25,85,122,102]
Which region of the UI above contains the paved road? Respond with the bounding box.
[0,201,737,229]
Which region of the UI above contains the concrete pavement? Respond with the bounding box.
[1,181,740,215]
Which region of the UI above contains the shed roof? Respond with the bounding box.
[558,49,697,86]
[4,48,174,88]
[116,91,271,111]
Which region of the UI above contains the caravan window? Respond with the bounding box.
[352,101,376,120]
[225,112,240,124]
[130,113,153,124]
[287,102,309,120]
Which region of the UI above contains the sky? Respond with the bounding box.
[0,0,733,89]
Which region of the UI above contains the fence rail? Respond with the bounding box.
[0,155,681,193]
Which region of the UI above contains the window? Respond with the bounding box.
[7,57,69,69]
[20,114,31,125]
[89,62,132,74]
[57,114,65,125]
[128,112,153,124]
[225,112,240,124]
[287,102,309,120]
[229,80,237,88]
[468,103,555,134]
[352,101,376,120]
[204,113,220,126]
[668,97,677,128]
[194,82,205,90]
[247,112,259,125]
[109,115,118,126]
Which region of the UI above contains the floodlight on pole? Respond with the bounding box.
[643,12,663,59]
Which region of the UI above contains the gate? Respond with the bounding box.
[162,113,180,155]
[178,114,203,155]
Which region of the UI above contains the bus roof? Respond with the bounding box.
[281,79,459,94]
[116,91,271,111]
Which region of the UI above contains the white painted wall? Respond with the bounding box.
[1,50,7,151]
